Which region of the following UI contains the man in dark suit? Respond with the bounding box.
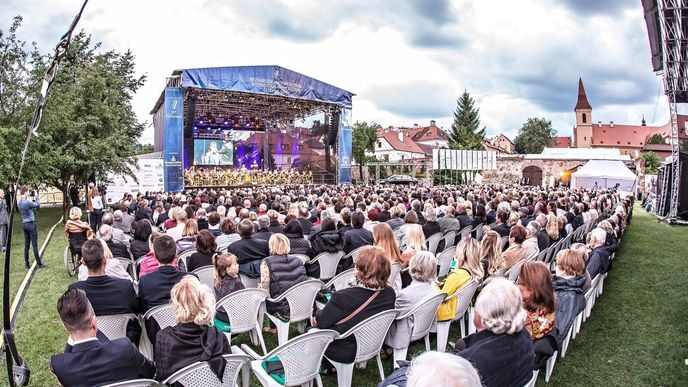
[155,204,170,227]
[69,239,140,343]
[456,203,471,230]
[138,235,195,344]
[253,215,273,241]
[412,200,426,225]
[586,228,611,279]
[297,207,313,236]
[50,289,155,386]
[228,219,270,278]
[534,214,550,251]
[343,212,373,254]
[491,210,511,238]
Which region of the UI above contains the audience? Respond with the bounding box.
[503,224,528,270]
[553,249,587,347]
[479,231,505,278]
[343,211,373,254]
[213,252,245,330]
[216,218,240,252]
[186,229,216,272]
[517,261,556,341]
[175,218,199,255]
[130,219,152,259]
[374,223,406,293]
[227,219,270,278]
[437,238,483,321]
[64,206,93,257]
[586,228,611,279]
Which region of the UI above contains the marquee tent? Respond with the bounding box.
[570,160,637,193]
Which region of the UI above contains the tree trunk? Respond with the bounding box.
[359,162,364,184]
[61,183,70,224]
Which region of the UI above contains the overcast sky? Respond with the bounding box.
[2,0,670,144]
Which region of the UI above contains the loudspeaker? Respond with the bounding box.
[326,110,340,146]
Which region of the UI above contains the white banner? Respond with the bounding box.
[432,149,497,170]
[105,158,164,204]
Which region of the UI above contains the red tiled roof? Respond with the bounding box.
[551,136,572,148]
[575,78,592,110]
[642,143,671,152]
[377,129,425,154]
[589,123,667,148]
[493,134,514,146]
[416,143,436,156]
[410,125,448,142]
[482,140,504,153]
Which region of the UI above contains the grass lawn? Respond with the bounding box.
[5,204,687,386]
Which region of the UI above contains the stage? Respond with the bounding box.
[150,65,354,192]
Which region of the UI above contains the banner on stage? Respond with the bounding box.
[338,108,352,184]
[164,87,184,192]
[432,149,497,171]
[105,158,164,204]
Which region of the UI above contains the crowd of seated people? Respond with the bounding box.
[53,182,632,385]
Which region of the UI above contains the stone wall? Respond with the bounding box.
[482,155,587,187]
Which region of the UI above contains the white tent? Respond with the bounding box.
[570,160,637,193]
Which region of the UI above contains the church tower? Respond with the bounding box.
[574,78,593,148]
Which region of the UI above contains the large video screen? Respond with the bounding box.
[193,139,234,166]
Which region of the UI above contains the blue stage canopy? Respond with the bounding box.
[180,65,352,107]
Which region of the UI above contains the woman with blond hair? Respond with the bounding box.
[176,218,199,255]
[545,213,560,247]
[154,276,231,382]
[436,237,483,321]
[401,224,426,262]
[373,223,405,293]
[64,206,93,257]
[479,230,505,278]
[260,233,307,334]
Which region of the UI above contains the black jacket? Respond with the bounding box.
[227,237,270,277]
[69,275,139,316]
[456,212,471,230]
[197,218,209,230]
[138,266,195,313]
[343,228,373,254]
[455,329,534,387]
[268,220,284,234]
[553,275,586,347]
[130,239,150,260]
[253,228,273,242]
[187,251,213,272]
[296,218,313,236]
[422,221,441,239]
[386,217,404,231]
[316,286,396,363]
[285,233,310,255]
[107,240,130,259]
[414,210,426,225]
[536,229,550,251]
[51,337,155,387]
[264,254,307,316]
[154,323,231,383]
[309,229,344,258]
[491,223,511,238]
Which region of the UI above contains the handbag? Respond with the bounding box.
[334,290,380,326]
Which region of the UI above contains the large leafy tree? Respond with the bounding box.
[352,121,379,181]
[448,90,486,150]
[642,151,661,174]
[514,117,557,154]
[1,17,146,219]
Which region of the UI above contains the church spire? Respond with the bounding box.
[575,77,592,110]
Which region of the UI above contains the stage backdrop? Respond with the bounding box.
[164,87,184,191]
[338,108,352,184]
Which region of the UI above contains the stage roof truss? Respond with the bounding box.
[187,88,339,125]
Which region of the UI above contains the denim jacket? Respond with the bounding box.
[18,198,40,223]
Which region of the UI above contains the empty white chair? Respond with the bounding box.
[192,266,216,290]
[436,245,457,278]
[163,353,251,387]
[391,293,446,366]
[216,288,269,355]
[96,313,137,341]
[265,279,323,345]
[240,329,339,387]
[425,233,443,254]
[101,379,158,387]
[325,310,399,387]
[436,280,479,352]
[306,251,345,281]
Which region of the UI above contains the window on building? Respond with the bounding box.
[401,155,405,160]
[384,154,389,162]
[582,113,587,123]
[584,136,587,141]
[377,141,382,148]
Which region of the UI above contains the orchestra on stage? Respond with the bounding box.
[183,166,314,187]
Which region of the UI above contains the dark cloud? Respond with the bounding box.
[409,29,465,48]
[365,80,456,118]
[411,0,455,25]
[266,19,333,42]
[558,0,634,16]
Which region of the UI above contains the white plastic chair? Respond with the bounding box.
[178,250,196,270]
[265,279,323,346]
[96,313,137,341]
[216,288,270,355]
[436,245,457,278]
[113,255,137,281]
[425,233,443,254]
[583,275,601,322]
[391,293,446,366]
[291,254,310,264]
[561,324,574,358]
[436,280,479,352]
[442,230,457,249]
[323,268,355,292]
[192,266,216,290]
[307,251,345,281]
[140,303,177,360]
[474,225,485,241]
[500,236,509,251]
[325,310,399,387]
[342,246,364,263]
[459,225,473,241]
[523,370,539,387]
[163,353,251,387]
[240,274,260,288]
[505,259,526,282]
[101,379,158,387]
[240,329,339,387]
[545,350,558,382]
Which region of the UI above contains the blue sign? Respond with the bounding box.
[164,87,184,192]
[338,108,352,184]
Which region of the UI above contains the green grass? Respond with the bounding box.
[5,204,688,386]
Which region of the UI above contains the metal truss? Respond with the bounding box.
[656,0,686,221]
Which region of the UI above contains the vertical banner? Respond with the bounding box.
[338,107,352,184]
[164,87,184,192]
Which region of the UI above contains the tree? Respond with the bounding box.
[647,133,665,144]
[352,121,379,180]
[134,143,155,155]
[448,90,486,150]
[514,117,557,154]
[642,151,661,175]
[1,17,146,219]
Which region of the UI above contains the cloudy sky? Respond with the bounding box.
[2,0,669,144]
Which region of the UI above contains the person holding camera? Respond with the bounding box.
[18,186,46,269]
